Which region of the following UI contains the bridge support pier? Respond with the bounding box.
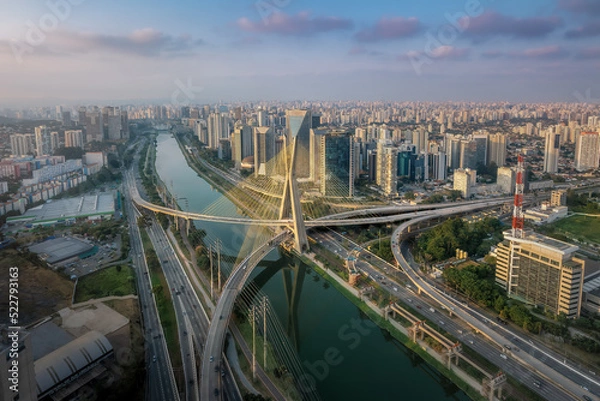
[484,372,506,401]
[278,136,309,253]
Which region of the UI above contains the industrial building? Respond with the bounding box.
[7,193,115,227]
[35,331,114,400]
[29,237,96,266]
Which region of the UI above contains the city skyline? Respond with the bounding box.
[2,0,600,106]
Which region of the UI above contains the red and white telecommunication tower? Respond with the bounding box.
[512,154,525,239]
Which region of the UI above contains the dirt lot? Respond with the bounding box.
[0,249,74,325]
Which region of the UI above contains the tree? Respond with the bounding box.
[404,190,416,201]
[54,146,84,160]
[447,190,462,201]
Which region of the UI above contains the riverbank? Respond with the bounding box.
[297,250,488,401]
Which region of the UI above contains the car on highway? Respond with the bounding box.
[210,356,214,362]
[153,355,157,362]
[500,353,507,360]
[533,381,541,388]
[582,396,591,401]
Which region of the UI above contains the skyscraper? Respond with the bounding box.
[376,142,398,196]
[460,133,488,170]
[286,109,312,179]
[319,131,354,197]
[35,125,52,156]
[78,106,86,126]
[121,110,129,139]
[85,108,103,143]
[543,131,561,173]
[105,107,122,141]
[253,126,275,176]
[444,134,461,171]
[231,123,253,168]
[62,110,72,127]
[575,131,600,171]
[207,112,230,150]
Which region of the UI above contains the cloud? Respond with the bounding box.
[565,21,600,39]
[236,11,353,36]
[558,0,600,16]
[354,17,422,42]
[512,45,569,59]
[481,46,570,60]
[403,46,469,61]
[9,28,204,58]
[461,11,562,40]
[575,47,600,59]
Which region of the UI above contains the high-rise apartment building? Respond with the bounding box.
[85,109,103,143]
[207,112,230,150]
[10,133,35,156]
[319,131,354,197]
[543,131,561,173]
[104,106,122,141]
[445,134,462,171]
[62,110,72,127]
[65,130,84,148]
[497,166,516,194]
[121,110,129,139]
[429,151,447,181]
[35,125,52,156]
[487,133,506,167]
[286,109,312,179]
[376,142,398,196]
[78,106,87,126]
[575,131,600,171]
[50,131,59,151]
[413,127,427,154]
[453,168,476,198]
[495,231,584,318]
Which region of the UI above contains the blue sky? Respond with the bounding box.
[1,0,599,105]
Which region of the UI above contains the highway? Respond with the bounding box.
[313,227,575,401]
[128,146,242,401]
[200,231,291,401]
[391,215,600,401]
[122,166,180,401]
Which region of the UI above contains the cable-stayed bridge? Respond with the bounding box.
[133,135,511,400]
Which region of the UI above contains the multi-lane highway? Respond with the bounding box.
[200,231,290,400]
[312,228,578,401]
[123,165,180,401]
[391,217,600,401]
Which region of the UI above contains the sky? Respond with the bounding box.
[1,0,600,106]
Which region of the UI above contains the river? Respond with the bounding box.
[154,133,470,401]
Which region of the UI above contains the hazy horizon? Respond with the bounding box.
[2,0,600,107]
